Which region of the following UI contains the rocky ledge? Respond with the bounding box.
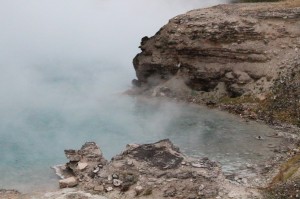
[130,2,300,126]
[53,140,260,199]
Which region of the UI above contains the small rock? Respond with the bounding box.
[77,162,88,170]
[135,186,144,195]
[192,163,206,168]
[163,187,177,197]
[112,174,119,179]
[126,160,134,166]
[199,184,205,191]
[113,179,123,187]
[59,177,78,188]
[246,164,254,169]
[124,174,135,182]
[120,182,132,192]
[198,191,204,196]
[94,185,104,192]
[293,148,300,153]
[93,167,100,173]
[106,186,113,192]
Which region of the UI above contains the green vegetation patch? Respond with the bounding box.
[271,154,300,185]
[219,95,259,105]
[265,154,300,198]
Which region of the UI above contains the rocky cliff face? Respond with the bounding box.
[132,3,300,103]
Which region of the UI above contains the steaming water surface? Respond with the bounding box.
[0,0,282,193]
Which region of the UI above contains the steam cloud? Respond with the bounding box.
[0,0,231,192]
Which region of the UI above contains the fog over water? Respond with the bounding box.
[0,0,280,192]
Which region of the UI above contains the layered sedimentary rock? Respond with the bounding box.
[132,3,300,101]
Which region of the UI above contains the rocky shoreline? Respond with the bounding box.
[3,134,300,199]
[2,140,271,199]
[2,1,300,199]
[126,0,300,198]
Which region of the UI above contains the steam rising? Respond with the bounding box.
[0,0,228,111]
[2,0,277,193]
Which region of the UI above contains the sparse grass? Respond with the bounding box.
[270,154,300,185]
[219,95,259,105]
[274,111,300,126]
[284,0,300,6]
[265,154,300,198]
[190,90,198,97]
